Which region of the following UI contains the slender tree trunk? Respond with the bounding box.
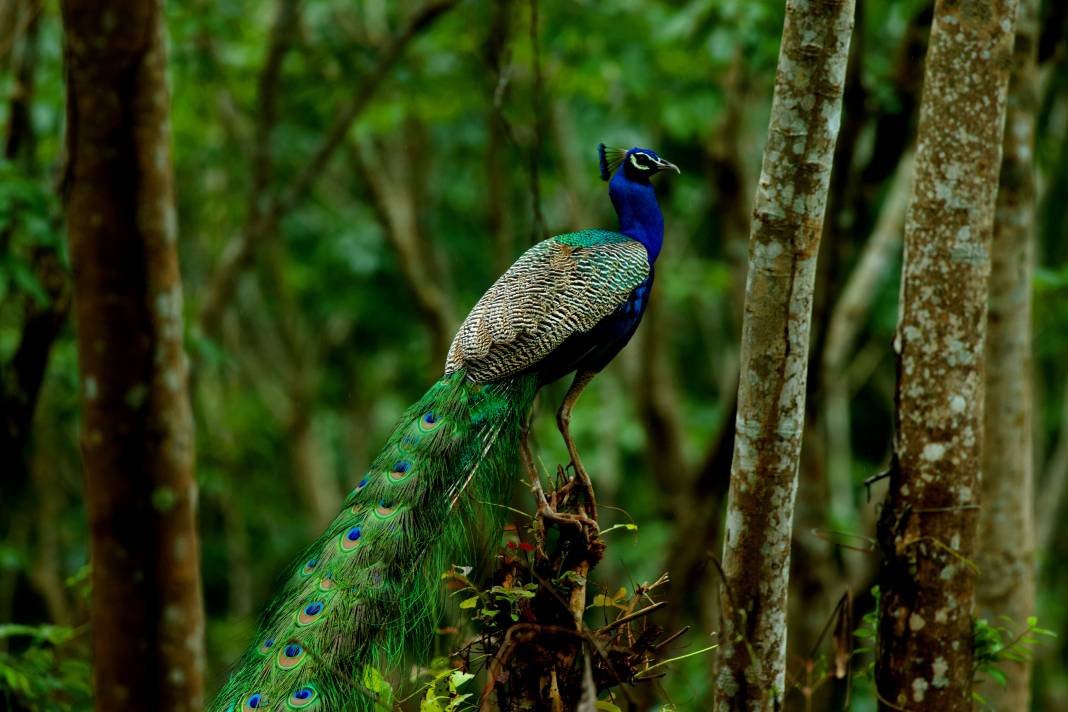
[823,151,913,524]
[716,2,855,709]
[352,139,455,365]
[1037,379,1068,550]
[874,1,1018,709]
[60,2,206,709]
[485,0,515,274]
[975,0,1038,707]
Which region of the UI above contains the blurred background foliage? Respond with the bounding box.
[0,0,1066,709]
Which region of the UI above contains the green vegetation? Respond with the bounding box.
[2,0,1067,709]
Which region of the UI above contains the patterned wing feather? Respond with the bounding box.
[446,230,650,382]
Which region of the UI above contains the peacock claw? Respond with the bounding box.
[536,501,599,533]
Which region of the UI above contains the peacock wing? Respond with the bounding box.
[445,229,650,383]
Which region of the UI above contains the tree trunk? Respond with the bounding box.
[975,0,1039,708]
[60,2,206,709]
[716,2,855,710]
[823,151,913,525]
[874,1,1018,710]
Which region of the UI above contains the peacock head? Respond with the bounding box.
[598,144,679,184]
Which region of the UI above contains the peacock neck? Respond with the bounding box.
[609,172,664,264]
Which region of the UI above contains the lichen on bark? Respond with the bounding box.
[716,1,856,710]
[874,1,1019,710]
[975,0,1038,708]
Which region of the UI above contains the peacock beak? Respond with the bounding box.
[655,158,680,174]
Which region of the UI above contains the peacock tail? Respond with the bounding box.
[210,370,538,712]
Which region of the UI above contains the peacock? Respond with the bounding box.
[210,144,678,711]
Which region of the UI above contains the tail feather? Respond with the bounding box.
[211,371,538,711]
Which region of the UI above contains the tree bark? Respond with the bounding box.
[975,0,1038,708]
[874,1,1018,710]
[716,1,855,710]
[60,2,206,709]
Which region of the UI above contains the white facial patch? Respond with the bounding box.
[629,153,651,170]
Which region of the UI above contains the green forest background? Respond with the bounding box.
[2,0,1067,709]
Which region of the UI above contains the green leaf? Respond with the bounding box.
[448,670,474,693]
[458,596,479,609]
[362,666,394,707]
[449,693,472,709]
[590,594,614,608]
[420,694,445,712]
[598,523,638,536]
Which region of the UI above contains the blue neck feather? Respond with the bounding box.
[608,171,664,264]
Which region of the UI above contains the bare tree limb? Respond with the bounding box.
[350,138,456,365]
[199,0,459,336]
[0,0,70,500]
[1037,378,1068,551]
[822,151,912,523]
[526,0,546,242]
[484,0,516,273]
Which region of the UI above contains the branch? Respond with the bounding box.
[526,0,546,242]
[635,296,688,495]
[198,0,301,339]
[199,0,459,337]
[275,0,459,221]
[597,602,667,634]
[0,250,70,481]
[1,2,68,495]
[0,0,42,66]
[1037,377,1068,551]
[483,0,516,273]
[822,150,913,376]
[249,0,299,202]
[465,454,680,710]
[350,138,455,365]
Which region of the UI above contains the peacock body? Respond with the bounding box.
[210,145,677,711]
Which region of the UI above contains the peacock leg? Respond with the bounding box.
[557,369,598,518]
[521,410,597,538]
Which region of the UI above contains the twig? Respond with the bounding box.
[653,626,690,652]
[863,468,892,502]
[597,602,667,635]
[633,644,719,679]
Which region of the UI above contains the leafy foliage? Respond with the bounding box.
[1,0,1067,709]
[973,616,1056,695]
[0,624,90,712]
